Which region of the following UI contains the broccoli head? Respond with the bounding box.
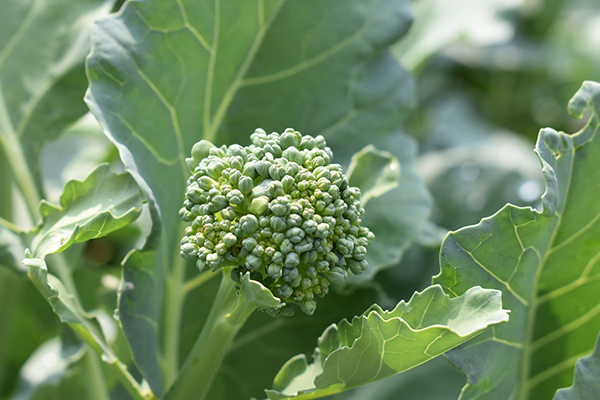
[179,128,374,315]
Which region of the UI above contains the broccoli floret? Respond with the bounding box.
[179,128,374,315]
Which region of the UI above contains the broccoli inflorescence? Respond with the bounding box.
[179,128,374,315]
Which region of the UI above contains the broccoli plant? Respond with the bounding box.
[1,1,599,400]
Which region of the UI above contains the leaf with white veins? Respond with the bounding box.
[266,285,508,399]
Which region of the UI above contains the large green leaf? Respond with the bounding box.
[117,249,164,396]
[0,0,112,192]
[329,357,465,400]
[85,0,416,391]
[265,285,507,399]
[433,81,600,399]
[554,330,600,400]
[28,164,144,260]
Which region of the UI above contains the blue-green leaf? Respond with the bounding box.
[554,330,600,400]
[434,81,600,398]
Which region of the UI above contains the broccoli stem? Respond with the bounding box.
[166,269,256,400]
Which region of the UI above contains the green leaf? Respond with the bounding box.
[85,0,416,390]
[24,257,114,362]
[433,81,600,399]
[0,0,112,191]
[12,331,86,400]
[117,249,164,396]
[350,134,431,283]
[393,0,520,71]
[328,357,465,400]
[40,113,116,203]
[554,330,600,400]
[240,273,283,311]
[28,164,144,260]
[346,145,401,207]
[0,219,28,274]
[265,285,508,399]
[23,257,147,399]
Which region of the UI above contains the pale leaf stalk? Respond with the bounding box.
[164,238,187,387]
[166,270,256,400]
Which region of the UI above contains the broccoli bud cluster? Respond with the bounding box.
[179,128,374,315]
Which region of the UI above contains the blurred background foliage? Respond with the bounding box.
[1,0,599,399]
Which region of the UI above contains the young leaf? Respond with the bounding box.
[554,330,600,400]
[351,134,431,283]
[240,273,283,311]
[23,257,147,400]
[28,164,144,260]
[0,0,112,195]
[265,285,508,399]
[346,145,401,207]
[433,81,600,398]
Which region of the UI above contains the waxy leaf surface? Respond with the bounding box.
[434,81,600,399]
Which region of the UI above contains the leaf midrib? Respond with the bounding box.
[519,135,576,399]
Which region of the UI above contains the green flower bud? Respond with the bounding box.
[270,216,287,232]
[245,254,262,271]
[238,176,254,195]
[327,267,347,284]
[223,233,237,247]
[281,175,295,192]
[240,215,259,234]
[267,263,283,279]
[249,196,269,215]
[198,176,215,190]
[284,252,300,268]
[277,284,293,298]
[242,237,258,251]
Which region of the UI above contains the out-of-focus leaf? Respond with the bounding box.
[0,0,112,190]
[23,257,119,373]
[28,164,143,260]
[11,331,85,400]
[394,0,524,71]
[265,285,508,399]
[433,81,600,398]
[0,220,28,274]
[40,113,116,204]
[554,330,600,400]
[417,131,543,230]
[346,146,400,206]
[86,0,416,392]
[350,134,430,283]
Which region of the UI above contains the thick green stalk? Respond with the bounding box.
[164,240,187,387]
[0,89,41,223]
[0,269,22,393]
[83,351,110,400]
[166,271,256,400]
[0,154,21,394]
